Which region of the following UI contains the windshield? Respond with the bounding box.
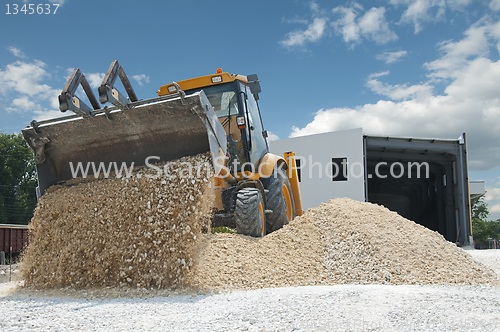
[186,82,248,169]
[186,83,239,118]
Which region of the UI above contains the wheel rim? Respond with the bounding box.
[258,202,265,236]
[282,184,293,221]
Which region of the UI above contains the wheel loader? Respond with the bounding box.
[21,60,303,237]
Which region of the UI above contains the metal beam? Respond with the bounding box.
[365,136,460,155]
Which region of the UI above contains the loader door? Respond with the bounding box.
[240,83,269,167]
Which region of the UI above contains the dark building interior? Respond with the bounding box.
[364,135,471,245]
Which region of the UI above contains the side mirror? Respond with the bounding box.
[247,74,261,100]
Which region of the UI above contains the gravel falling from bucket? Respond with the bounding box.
[20,153,215,290]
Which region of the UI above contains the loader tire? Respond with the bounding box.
[262,170,295,233]
[235,188,266,237]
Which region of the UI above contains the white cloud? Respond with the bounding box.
[332,5,361,44]
[290,18,500,171]
[425,23,491,79]
[132,74,150,86]
[266,131,280,142]
[290,101,433,139]
[390,0,446,33]
[490,0,500,11]
[491,204,500,215]
[282,17,309,25]
[266,131,281,149]
[33,109,67,121]
[7,46,27,59]
[309,1,320,15]
[366,75,433,100]
[368,71,390,79]
[444,57,500,101]
[291,75,500,169]
[485,187,500,202]
[281,1,476,50]
[281,17,328,48]
[5,96,39,113]
[47,89,61,110]
[447,0,473,10]
[0,58,62,118]
[332,5,397,46]
[0,60,53,96]
[86,73,105,89]
[358,7,398,44]
[376,50,408,63]
[485,185,500,220]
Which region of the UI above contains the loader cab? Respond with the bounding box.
[184,79,269,173]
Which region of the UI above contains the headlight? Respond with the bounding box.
[211,76,223,83]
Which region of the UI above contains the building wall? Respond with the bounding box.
[270,128,471,246]
[469,181,485,198]
[269,128,365,210]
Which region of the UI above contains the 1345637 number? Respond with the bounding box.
[6,4,60,14]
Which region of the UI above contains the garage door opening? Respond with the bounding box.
[364,135,471,245]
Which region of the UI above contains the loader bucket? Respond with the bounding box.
[22,91,227,195]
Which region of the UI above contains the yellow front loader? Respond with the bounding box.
[22,61,303,237]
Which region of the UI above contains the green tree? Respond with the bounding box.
[0,132,38,225]
[471,195,500,244]
[471,195,489,221]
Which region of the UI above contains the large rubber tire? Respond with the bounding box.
[234,187,266,237]
[262,170,295,233]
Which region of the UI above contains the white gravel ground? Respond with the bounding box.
[0,284,499,331]
[467,249,500,276]
[0,249,499,331]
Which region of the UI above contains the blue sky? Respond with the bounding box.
[1,0,500,220]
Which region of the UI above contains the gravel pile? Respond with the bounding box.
[186,215,326,290]
[19,164,497,293]
[318,199,495,285]
[20,154,215,290]
[187,198,497,291]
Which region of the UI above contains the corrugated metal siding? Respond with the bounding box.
[0,226,29,252]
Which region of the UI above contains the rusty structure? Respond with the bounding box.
[0,224,29,264]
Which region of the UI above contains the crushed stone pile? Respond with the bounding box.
[20,169,497,295]
[318,199,495,285]
[20,153,215,290]
[187,198,497,291]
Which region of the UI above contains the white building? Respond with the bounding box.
[270,128,475,246]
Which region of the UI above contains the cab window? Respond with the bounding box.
[241,83,268,166]
[185,82,248,170]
